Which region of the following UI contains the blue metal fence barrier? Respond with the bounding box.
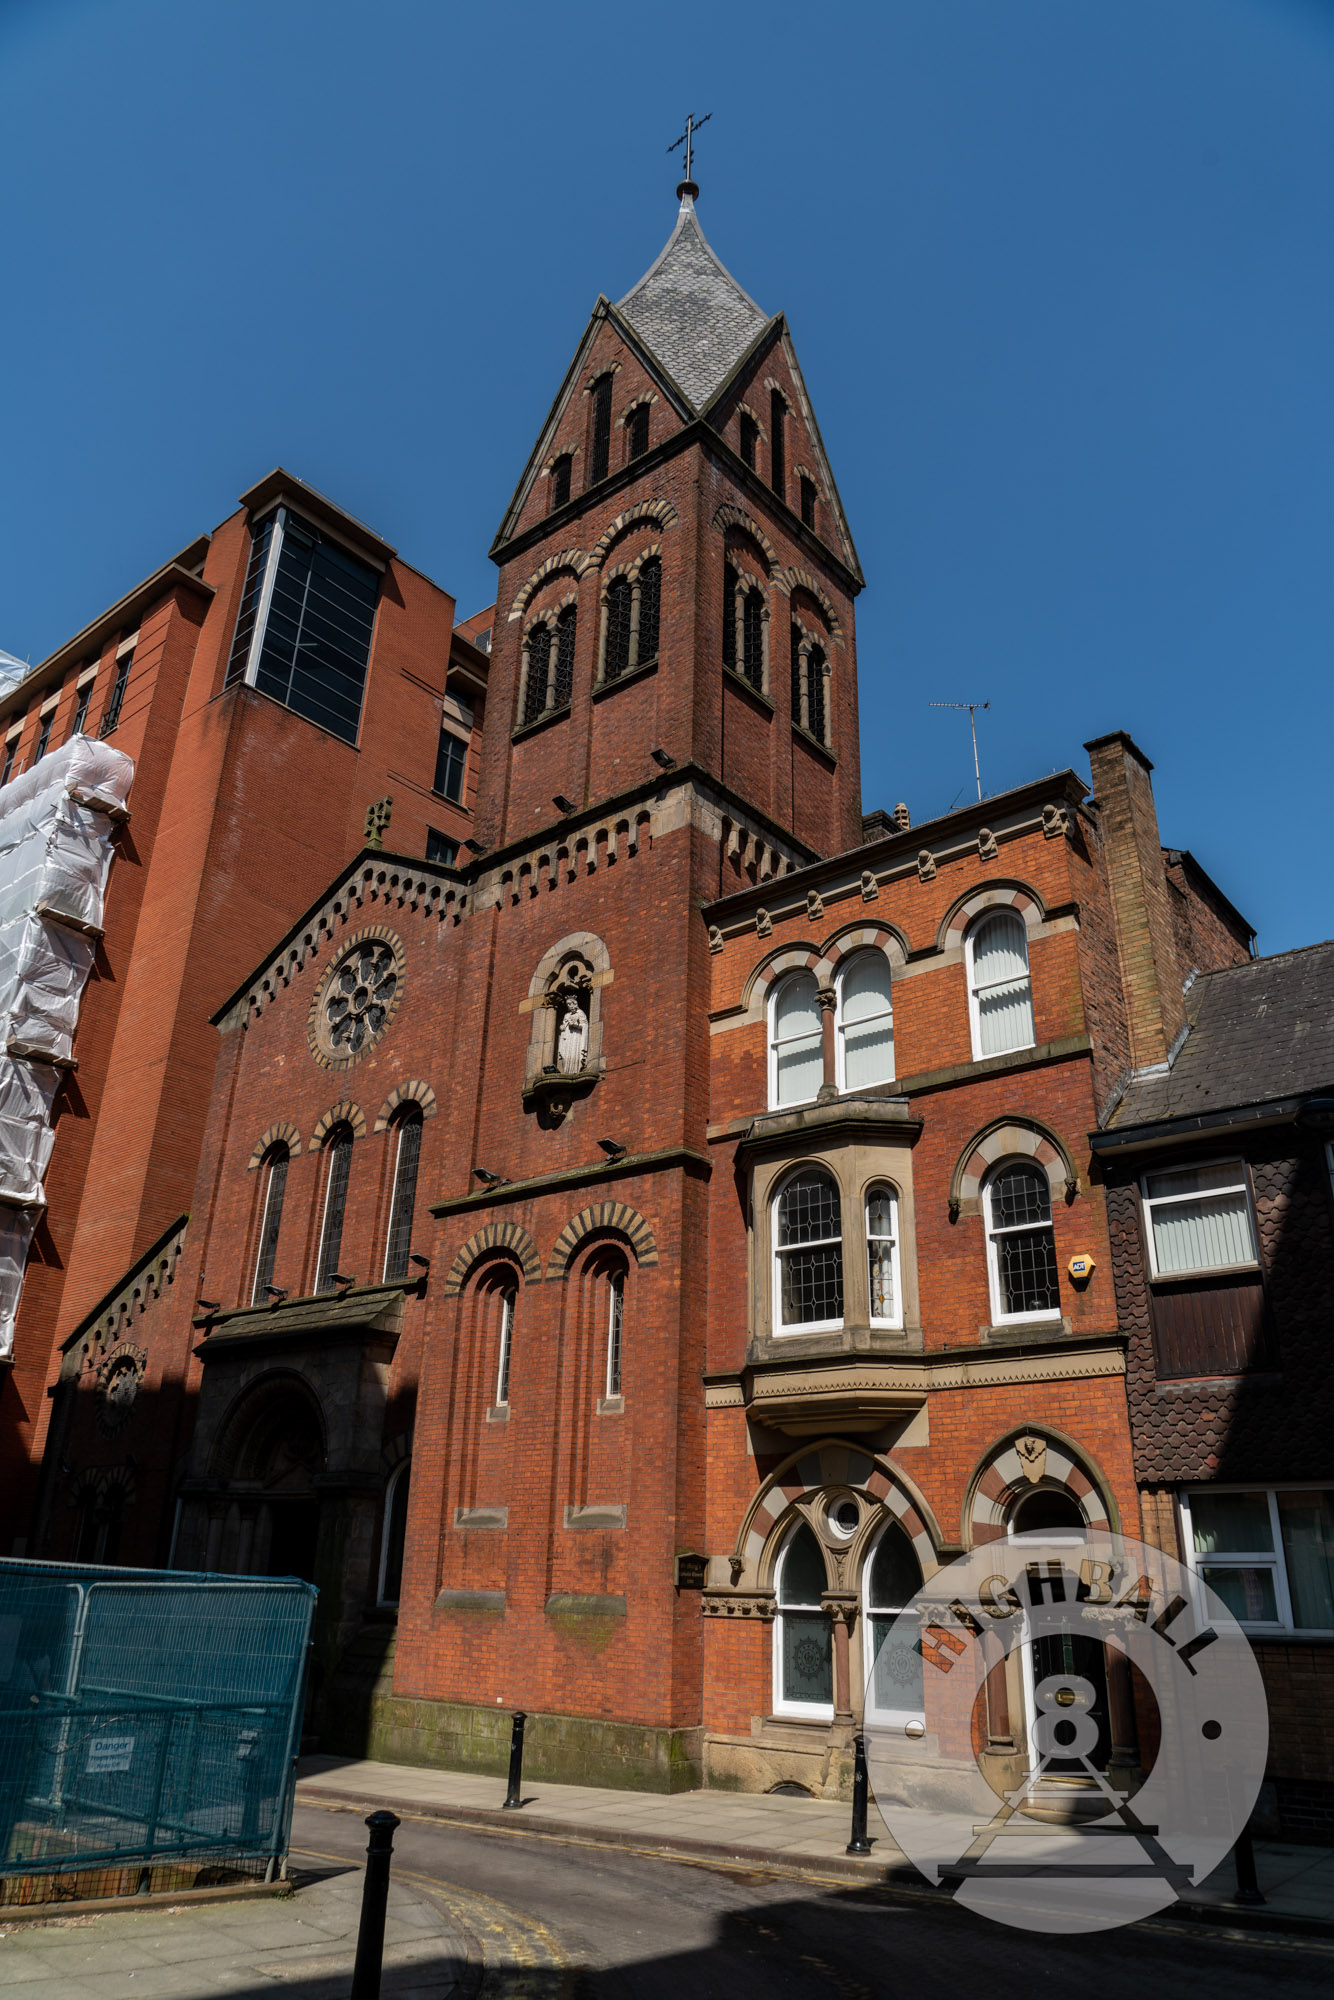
[0,1558,316,1882]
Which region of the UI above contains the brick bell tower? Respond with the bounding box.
[476,174,867,864]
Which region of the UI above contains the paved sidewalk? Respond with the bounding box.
[0,1863,466,1999]
[297,1752,1334,1933]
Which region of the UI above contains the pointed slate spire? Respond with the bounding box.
[616,192,771,414]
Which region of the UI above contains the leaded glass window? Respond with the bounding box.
[605,1269,624,1398]
[553,605,576,708]
[383,1110,423,1282]
[806,643,827,743]
[722,561,738,670]
[776,1524,831,1712]
[867,1186,900,1326]
[986,1162,1060,1321]
[604,578,633,681]
[637,557,661,665]
[316,1126,354,1293]
[550,454,572,511]
[741,587,764,691]
[775,1170,844,1331]
[251,1144,289,1305]
[967,910,1035,1058]
[523,623,552,725]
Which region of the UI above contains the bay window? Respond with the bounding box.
[774,1169,844,1333]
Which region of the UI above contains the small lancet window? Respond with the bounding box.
[741,586,764,692]
[740,412,759,468]
[604,578,633,681]
[800,475,818,529]
[549,454,572,511]
[775,1523,832,1715]
[252,1143,290,1305]
[383,1108,423,1282]
[627,402,650,460]
[590,375,613,483]
[316,1124,354,1293]
[522,623,552,727]
[770,389,786,501]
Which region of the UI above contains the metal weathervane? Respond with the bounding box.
[668,112,711,190]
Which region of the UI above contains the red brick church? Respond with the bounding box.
[43,182,1259,1797]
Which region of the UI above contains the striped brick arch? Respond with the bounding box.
[545,1203,658,1281]
[247,1121,301,1168]
[814,925,904,980]
[951,1118,1076,1208]
[737,1443,936,1582]
[968,1433,1114,1547]
[311,1100,367,1145]
[441,1222,541,1297]
[939,883,1043,951]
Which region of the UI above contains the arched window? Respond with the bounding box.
[984,1162,1060,1324]
[741,585,764,691]
[494,1281,516,1408]
[315,1124,354,1293]
[835,951,894,1090]
[252,1143,290,1305]
[774,1522,831,1715]
[774,1168,844,1333]
[770,388,786,501]
[520,608,577,723]
[769,971,823,1109]
[552,604,577,709]
[806,643,827,743]
[590,374,613,482]
[636,556,661,666]
[800,475,818,530]
[966,909,1035,1059]
[866,1185,901,1328]
[739,412,759,468]
[605,1266,625,1399]
[722,560,738,671]
[549,454,572,512]
[378,1459,411,1605]
[604,577,633,681]
[521,622,552,726]
[864,1521,924,1723]
[383,1109,423,1282]
[627,402,650,460]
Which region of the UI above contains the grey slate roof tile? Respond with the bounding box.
[617,195,771,412]
[1111,937,1334,1126]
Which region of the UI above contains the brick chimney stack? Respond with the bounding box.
[1085,731,1186,1072]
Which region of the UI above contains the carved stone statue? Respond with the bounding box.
[554,988,589,1074]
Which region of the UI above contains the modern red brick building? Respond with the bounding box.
[39,189,1273,1801]
[0,471,488,1546]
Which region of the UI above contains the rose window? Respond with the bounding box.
[325,942,397,1056]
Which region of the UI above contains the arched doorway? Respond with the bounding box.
[208,1378,326,1582]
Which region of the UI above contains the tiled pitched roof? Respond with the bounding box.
[617,195,771,412]
[1110,937,1334,1127]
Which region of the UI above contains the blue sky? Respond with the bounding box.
[2,0,1331,952]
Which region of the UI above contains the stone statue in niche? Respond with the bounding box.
[544,961,592,1076]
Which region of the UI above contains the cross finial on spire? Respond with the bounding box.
[667,111,711,199]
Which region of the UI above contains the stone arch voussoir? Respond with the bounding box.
[508,550,591,623]
[374,1081,437,1133]
[587,499,679,571]
[248,1121,302,1168]
[938,880,1046,952]
[950,1116,1078,1209]
[734,1440,940,1588]
[442,1222,541,1298]
[311,1100,367,1146]
[546,1203,658,1281]
[966,1427,1118,1547]
[713,503,778,574]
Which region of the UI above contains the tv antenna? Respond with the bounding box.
[930,700,990,803]
[668,112,711,195]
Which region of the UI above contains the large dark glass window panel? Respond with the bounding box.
[316,1127,354,1292]
[590,377,613,482]
[806,644,827,742]
[740,413,759,468]
[627,403,650,460]
[248,513,379,745]
[741,588,764,690]
[637,557,661,665]
[722,562,738,670]
[384,1112,422,1281]
[425,829,458,867]
[770,390,786,500]
[553,606,576,708]
[604,578,633,680]
[226,516,278,686]
[549,455,572,511]
[523,623,552,725]
[100,655,131,737]
[433,728,467,801]
[252,1146,289,1304]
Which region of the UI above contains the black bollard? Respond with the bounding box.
[502,1709,528,1809]
[846,1731,872,1856]
[1232,1820,1266,1906]
[350,1810,400,2000]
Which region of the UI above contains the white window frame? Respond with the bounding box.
[1141,1159,1259,1281]
[377,1459,411,1607]
[605,1269,624,1399]
[862,1521,925,1730]
[965,909,1036,1062]
[772,1167,845,1336]
[983,1162,1062,1326]
[1179,1485,1334,1637]
[865,1183,902,1330]
[772,1526,834,1720]
[834,949,895,1092]
[495,1286,515,1408]
[768,970,823,1111]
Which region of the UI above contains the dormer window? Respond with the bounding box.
[549,455,572,511]
[590,375,614,483]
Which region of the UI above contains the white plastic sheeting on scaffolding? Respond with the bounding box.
[0,735,134,1357]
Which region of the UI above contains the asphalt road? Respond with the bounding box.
[292,1798,1334,2000]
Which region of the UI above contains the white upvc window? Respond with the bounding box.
[966,910,1035,1060]
[866,1185,902,1328]
[835,950,894,1091]
[1181,1486,1334,1635]
[1141,1161,1258,1279]
[773,1168,844,1334]
[984,1162,1061,1324]
[495,1286,515,1408]
[773,1523,833,1718]
[863,1521,925,1727]
[769,971,823,1109]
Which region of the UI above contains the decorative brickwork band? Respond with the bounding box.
[310,1100,367,1146]
[966,1429,1116,1547]
[938,881,1044,951]
[247,1121,301,1168]
[950,1116,1077,1209]
[373,1081,437,1132]
[545,1203,659,1280]
[441,1222,542,1297]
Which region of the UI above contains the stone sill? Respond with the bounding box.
[979,1317,1072,1343]
[592,657,658,701]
